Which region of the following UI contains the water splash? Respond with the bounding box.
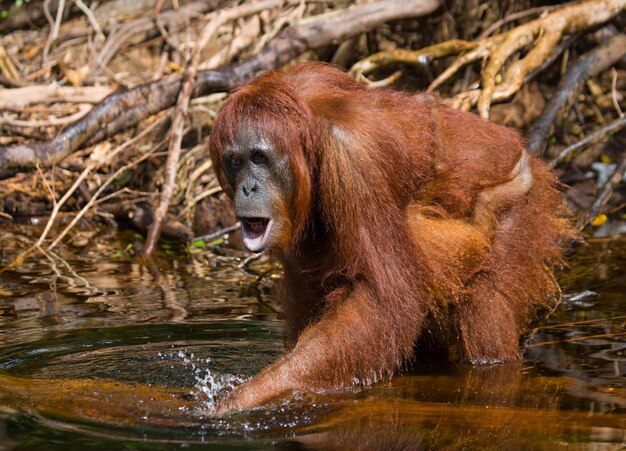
[157,350,246,412]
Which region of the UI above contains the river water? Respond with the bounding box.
[0,223,624,449]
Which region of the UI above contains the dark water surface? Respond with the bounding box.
[0,223,624,450]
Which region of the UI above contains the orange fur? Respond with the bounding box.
[209,62,576,412]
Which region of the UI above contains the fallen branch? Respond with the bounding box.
[0,84,113,109]
[0,0,441,180]
[352,0,626,118]
[526,33,626,156]
[550,115,626,167]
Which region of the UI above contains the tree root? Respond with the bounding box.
[351,0,626,118]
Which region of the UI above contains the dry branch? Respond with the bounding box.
[42,0,66,64]
[48,116,170,250]
[89,0,224,80]
[526,33,626,156]
[352,0,626,118]
[0,117,169,272]
[0,0,441,180]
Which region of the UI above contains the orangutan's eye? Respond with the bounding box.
[252,151,267,165]
[229,155,243,169]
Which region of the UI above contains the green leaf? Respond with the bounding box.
[192,240,206,248]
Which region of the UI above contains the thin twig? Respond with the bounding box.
[93,188,155,206]
[525,332,626,348]
[551,115,626,167]
[155,0,184,59]
[35,157,92,249]
[42,0,55,51]
[478,5,558,39]
[611,68,624,118]
[48,116,170,249]
[527,314,626,331]
[72,0,104,40]
[181,186,223,218]
[42,0,66,64]
[194,222,241,243]
[143,0,283,256]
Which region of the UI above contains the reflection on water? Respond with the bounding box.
[0,223,624,449]
[526,239,626,393]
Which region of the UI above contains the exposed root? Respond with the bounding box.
[352,40,479,87]
[427,40,500,92]
[352,0,626,118]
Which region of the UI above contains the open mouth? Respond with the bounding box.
[240,217,273,252]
